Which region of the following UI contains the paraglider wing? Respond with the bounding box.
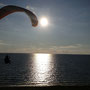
[0,5,38,27]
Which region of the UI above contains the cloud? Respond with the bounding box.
[59,44,82,49]
[0,40,10,46]
[26,5,30,10]
[48,44,82,52]
[0,3,5,7]
[0,43,89,54]
[48,44,90,54]
[10,44,83,53]
[26,5,34,11]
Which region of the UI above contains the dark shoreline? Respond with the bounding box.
[0,86,90,90]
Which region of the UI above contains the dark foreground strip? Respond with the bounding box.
[0,86,90,90]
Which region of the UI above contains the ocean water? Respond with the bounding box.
[0,53,90,86]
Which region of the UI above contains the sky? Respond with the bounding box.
[0,0,90,54]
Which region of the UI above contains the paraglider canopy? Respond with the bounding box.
[0,5,38,27]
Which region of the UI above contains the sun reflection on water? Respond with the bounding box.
[32,53,54,85]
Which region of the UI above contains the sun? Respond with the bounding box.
[40,17,48,27]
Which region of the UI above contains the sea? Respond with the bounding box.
[0,53,90,87]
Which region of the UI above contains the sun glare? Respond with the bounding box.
[40,17,48,27]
